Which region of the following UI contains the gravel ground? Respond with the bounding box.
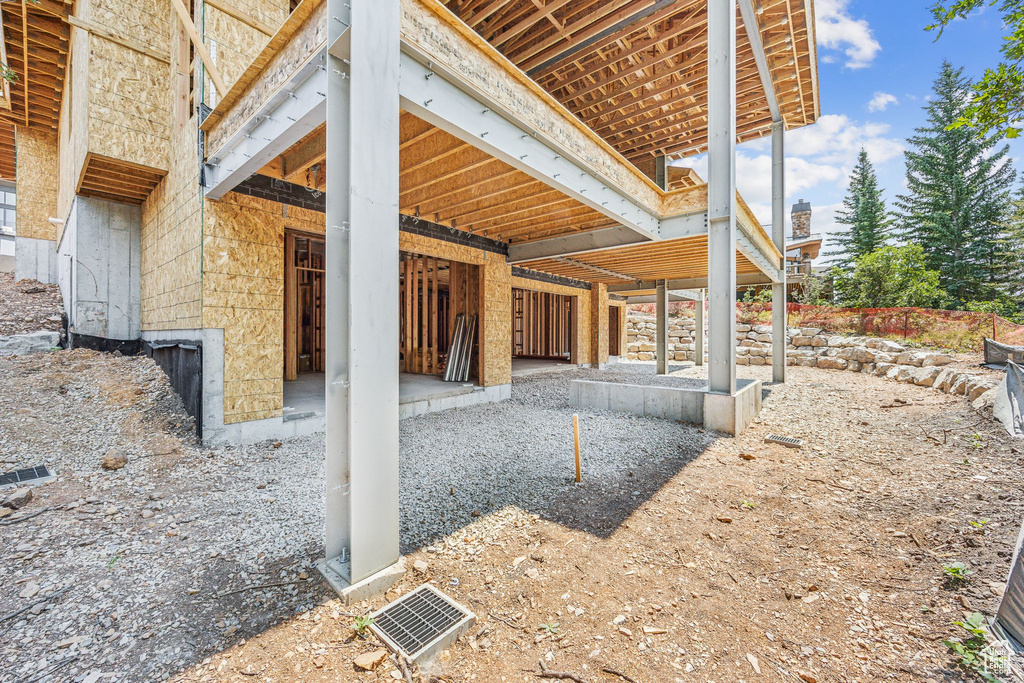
[0,273,63,337]
[0,354,714,682]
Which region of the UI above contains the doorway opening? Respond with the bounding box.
[511,288,576,374]
[283,231,326,420]
[608,305,621,357]
[400,251,480,382]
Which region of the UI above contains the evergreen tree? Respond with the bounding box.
[826,147,892,269]
[895,62,1016,306]
[995,190,1024,300]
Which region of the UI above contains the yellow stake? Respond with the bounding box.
[573,414,581,483]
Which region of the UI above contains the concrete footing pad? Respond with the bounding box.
[317,556,406,604]
[703,379,762,435]
[569,377,762,436]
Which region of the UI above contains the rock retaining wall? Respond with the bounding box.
[625,312,1000,406]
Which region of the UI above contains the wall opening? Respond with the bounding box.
[511,288,576,363]
[400,251,480,380]
[284,230,325,381]
[608,305,621,357]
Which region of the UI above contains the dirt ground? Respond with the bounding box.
[1,348,1021,683]
[0,273,64,337]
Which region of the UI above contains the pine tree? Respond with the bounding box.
[995,191,1024,300]
[826,147,892,269]
[895,62,1016,306]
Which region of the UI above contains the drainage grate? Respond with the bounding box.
[764,434,803,449]
[0,465,55,488]
[370,584,475,662]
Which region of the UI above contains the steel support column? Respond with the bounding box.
[695,289,705,367]
[655,279,669,375]
[707,0,737,395]
[323,0,400,585]
[771,121,787,383]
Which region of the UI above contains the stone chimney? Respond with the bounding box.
[791,199,811,239]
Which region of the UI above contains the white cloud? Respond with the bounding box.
[868,91,898,112]
[670,113,905,233]
[816,0,882,69]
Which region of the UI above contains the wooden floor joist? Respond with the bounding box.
[444,0,819,164]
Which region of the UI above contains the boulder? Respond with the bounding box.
[809,336,828,347]
[353,649,389,671]
[756,333,773,343]
[967,380,995,401]
[736,324,752,333]
[850,347,876,364]
[972,387,998,410]
[861,362,875,374]
[791,336,813,347]
[875,362,895,376]
[749,356,766,365]
[895,366,917,383]
[912,366,944,387]
[921,353,954,367]
[801,327,822,336]
[2,487,32,510]
[817,357,848,370]
[847,360,862,372]
[102,450,128,470]
[866,338,905,353]
[0,331,60,357]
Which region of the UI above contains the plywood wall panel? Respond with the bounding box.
[589,283,608,366]
[140,115,202,331]
[86,35,171,172]
[15,129,59,243]
[205,0,326,155]
[202,190,323,424]
[480,251,511,387]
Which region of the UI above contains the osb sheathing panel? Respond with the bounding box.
[480,251,511,387]
[57,26,90,229]
[511,274,592,365]
[86,35,171,171]
[203,0,290,107]
[399,229,487,265]
[205,0,326,155]
[589,283,608,366]
[140,122,203,332]
[202,192,323,424]
[16,129,59,242]
[86,0,170,55]
[401,0,662,212]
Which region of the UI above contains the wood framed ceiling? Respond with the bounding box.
[517,233,763,286]
[0,0,71,132]
[0,121,14,180]
[442,0,818,165]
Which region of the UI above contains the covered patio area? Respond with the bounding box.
[196,0,818,598]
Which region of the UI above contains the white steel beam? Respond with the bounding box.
[655,279,669,375]
[707,0,738,395]
[608,273,773,293]
[771,120,786,383]
[322,0,401,586]
[738,0,781,124]
[507,225,647,263]
[398,48,662,242]
[203,50,327,200]
[695,289,705,367]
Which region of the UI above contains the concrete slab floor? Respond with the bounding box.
[511,358,575,377]
[282,372,477,421]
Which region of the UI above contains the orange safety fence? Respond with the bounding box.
[627,302,1024,351]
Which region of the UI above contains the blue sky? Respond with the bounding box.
[674,0,1022,246]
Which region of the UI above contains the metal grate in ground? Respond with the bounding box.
[0,465,54,488]
[370,584,475,662]
[764,434,803,449]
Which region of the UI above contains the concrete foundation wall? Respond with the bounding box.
[15,236,58,284]
[569,377,763,436]
[59,196,142,340]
